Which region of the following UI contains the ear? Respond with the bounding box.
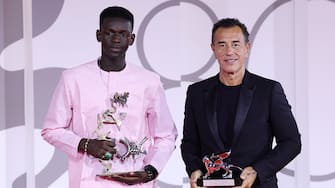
[210,43,215,52]
[129,33,135,45]
[96,29,102,42]
[211,43,218,59]
[245,41,251,57]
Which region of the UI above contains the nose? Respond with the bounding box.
[225,45,234,55]
[111,35,121,43]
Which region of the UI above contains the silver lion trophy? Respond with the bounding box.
[93,92,149,178]
[197,151,243,187]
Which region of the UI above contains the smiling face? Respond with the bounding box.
[96,17,135,60]
[211,26,250,85]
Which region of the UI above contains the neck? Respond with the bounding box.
[98,57,126,72]
[219,69,245,86]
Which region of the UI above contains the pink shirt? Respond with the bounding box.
[41,60,177,188]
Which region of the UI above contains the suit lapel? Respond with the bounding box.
[233,71,255,144]
[204,76,226,151]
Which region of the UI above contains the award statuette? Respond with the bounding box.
[94,91,150,178]
[197,151,243,187]
[96,137,149,180]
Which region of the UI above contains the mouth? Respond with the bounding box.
[224,58,237,64]
[109,47,122,52]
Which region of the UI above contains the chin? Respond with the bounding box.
[108,53,123,58]
[222,68,237,73]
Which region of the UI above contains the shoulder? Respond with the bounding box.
[126,63,161,83]
[62,60,98,81]
[188,74,218,91]
[245,71,285,98]
[245,71,280,88]
[62,61,96,74]
[55,61,97,92]
[127,63,158,77]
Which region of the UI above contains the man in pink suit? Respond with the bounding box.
[41,6,177,188]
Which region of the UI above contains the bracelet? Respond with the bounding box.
[84,139,90,154]
[144,164,158,182]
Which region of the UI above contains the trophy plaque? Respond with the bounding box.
[197,151,243,187]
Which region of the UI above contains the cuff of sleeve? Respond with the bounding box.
[144,164,159,182]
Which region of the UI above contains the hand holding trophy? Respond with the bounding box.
[97,164,158,185]
[93,92,159,184]
[197,151,243,187]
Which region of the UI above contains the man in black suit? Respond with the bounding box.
[180,18,301,188]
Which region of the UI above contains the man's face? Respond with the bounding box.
[211,26,250,76]
[96,17,135,59]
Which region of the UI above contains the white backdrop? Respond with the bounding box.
[1,0,335,187]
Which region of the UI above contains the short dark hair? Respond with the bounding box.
[211,18,249,43]
[99,6,134,30]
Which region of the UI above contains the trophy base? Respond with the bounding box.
[96,171,142,181]
[197,177,242,187]
[96,174,116,181]
[96,173,125,180]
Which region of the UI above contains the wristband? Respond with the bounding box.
[84,139,90,154]
[144,164,158,182]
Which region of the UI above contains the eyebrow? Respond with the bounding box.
[217,40,241,44]
[101,27,131,32]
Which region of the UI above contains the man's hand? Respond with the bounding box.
[190,170,203,188]
[234,166,257,188]
[78,138,116,160]
[97,171,150,185]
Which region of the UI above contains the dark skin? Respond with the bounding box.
[97,171,150,185]
[96,17,135,71]
[78,17,150,185]
[78,138,117,160]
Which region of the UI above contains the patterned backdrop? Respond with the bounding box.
[1,0,334,187]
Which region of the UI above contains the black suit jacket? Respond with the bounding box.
[181,70,301,188]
